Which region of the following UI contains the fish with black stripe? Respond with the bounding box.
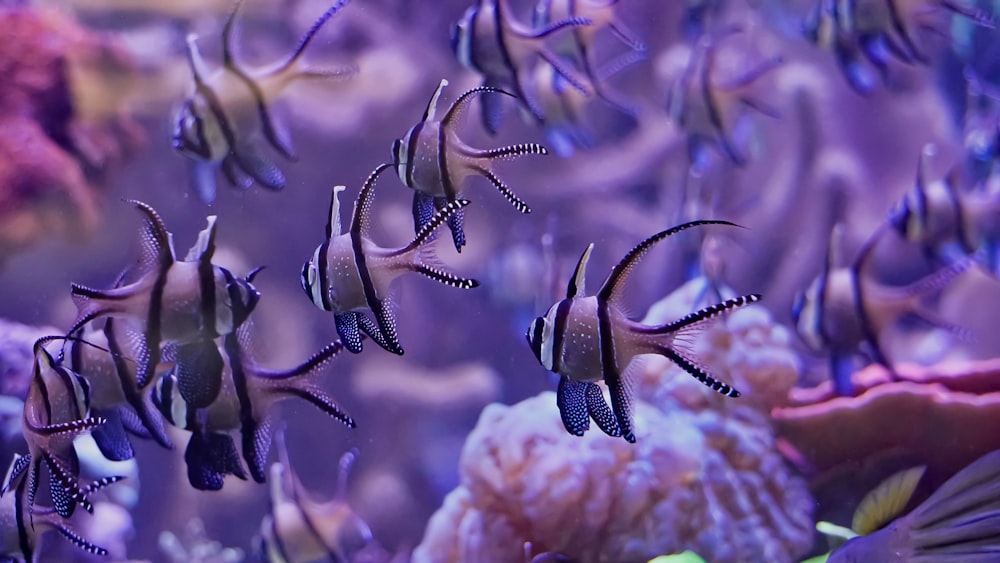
[66,317,175,459]
[3,337,126,521]
[173,0,357,203]
[301,165,480,355]
[532,0,645,117]
[255,432,371,563]
[804,0,994,93]
[69,200,261,411]
[153,321,355,491]
[889,144,1000,270]
[792,223,971,396]
[0,453,118,563]
[451,0,593,134]
[524,46,645,157]
[526,221,760,443]
[392,79,546,252]
[666,29,783,169]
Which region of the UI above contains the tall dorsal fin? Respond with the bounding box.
[221,0,246,68]
[422,79,449,122]
[442,86,515,127]
[185,215,218,263]
[597,220,738,304]
[350,164,391,239]
[566,243,594,298]
[327,186,348,238]
[852,466,925,535]
[183,34,210,87]
[127,199,176,273]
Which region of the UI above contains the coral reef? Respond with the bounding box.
[773,358,1000,496]
[414,282,811,563]
[0,6,142,263]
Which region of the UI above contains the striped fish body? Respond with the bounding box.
[794,268,865,355]
[155,333,355,488]
[302,168,480,354]
[19,343,111,519]
[0,463,106,563]
[22,346,92,474]
[304,235,407,314]
[73,262,250,343]
[178,68,265,165]
[261,499,369,563]
[455,0,531,90]
[394,120,474,200]
[528,222,757,442]
[155,362,240,434]
[258,446,371,563]
[535,0,615,59]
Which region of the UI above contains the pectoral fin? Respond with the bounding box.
[556,376,589,436]
[335,312,363,354]
[90,409,135,462]
[232,143,286,190]
[175,340,224,409]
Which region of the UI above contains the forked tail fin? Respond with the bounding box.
[643,293,761,397]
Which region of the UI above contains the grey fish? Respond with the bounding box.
[0,453,117,563]
[666,29,782,168]
[532,0,645,117]
[452,0,593,134]
[2,337,124,522]
[152,324,355,491]
[66,317,174,455]
[392,79,545,252]
[301,165,480,355]
[889,144,1000,267]
[791,223,970,396]
[173,0,356,202]
[69,200,261,410]
[256,433,372,563]
[526,221,759,442]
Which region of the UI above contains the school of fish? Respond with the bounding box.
[2,0,1000,560]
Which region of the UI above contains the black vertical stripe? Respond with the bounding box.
[466,6,480,69]
[405,123,423,189]
[551,299,573,374]
[198,260,218,338]
[14,474,32,561]
[53,366,83,420]
[350,212,384,331]
[814,269,829,347]
[268,517,293,563]
[490,0,533,110]
[317,240,333,311]
[224,333,257,469]
[37,362,54,425]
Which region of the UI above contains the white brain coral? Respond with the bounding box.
[414,281,812,563]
